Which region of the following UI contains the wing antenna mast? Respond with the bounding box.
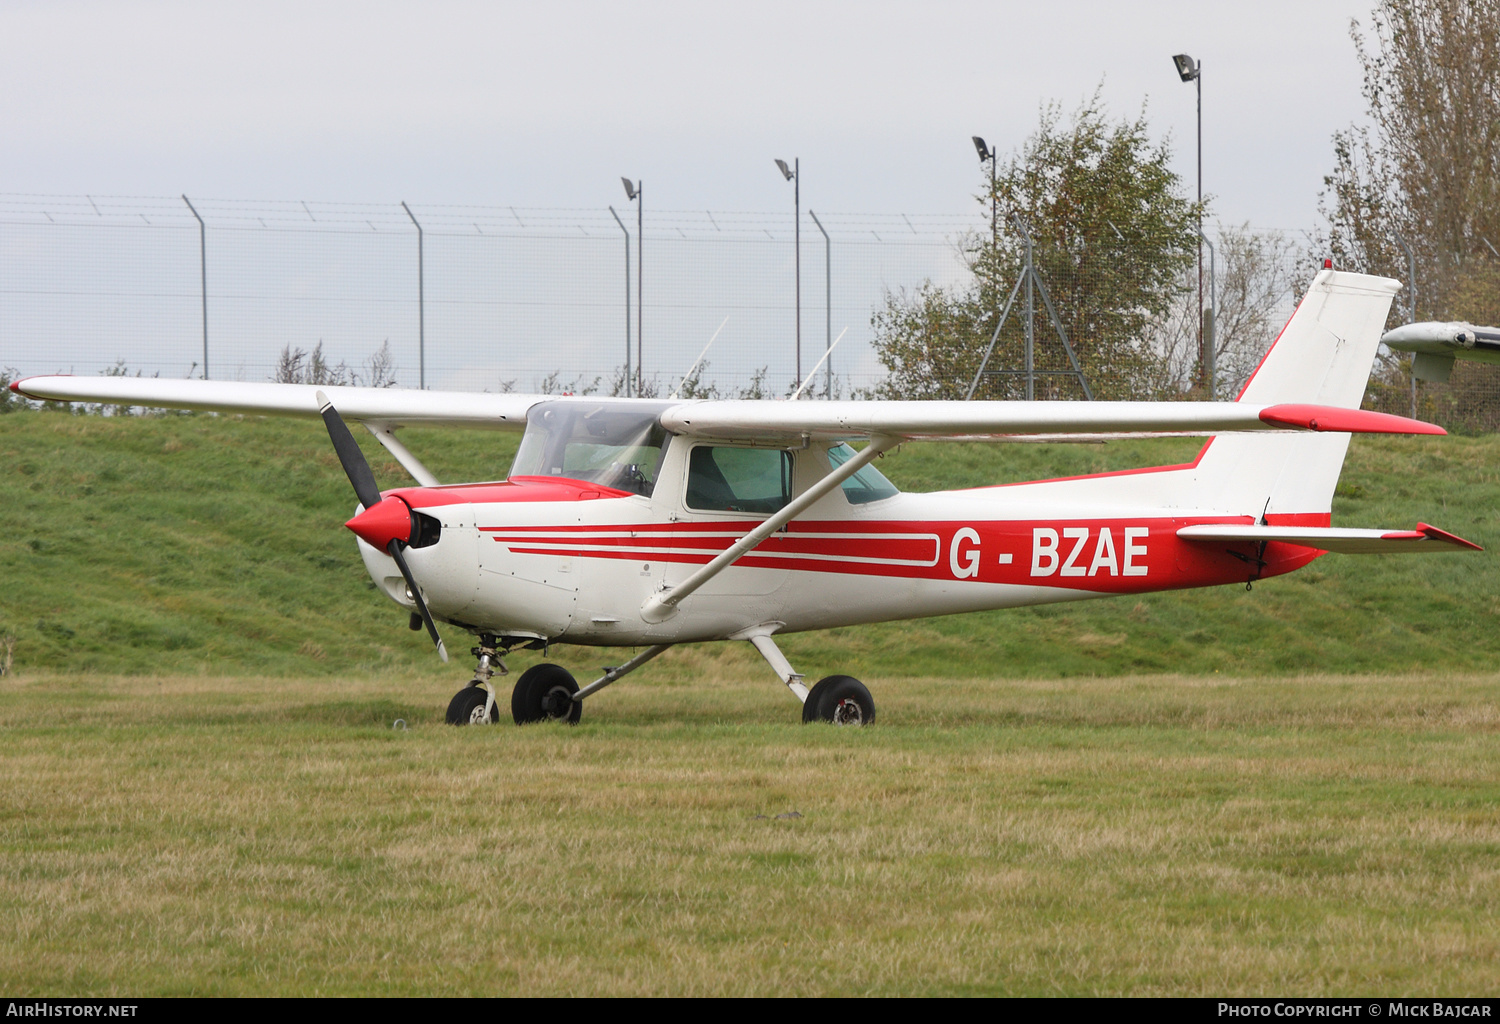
[789,327,848,400]
[671,315,729,399]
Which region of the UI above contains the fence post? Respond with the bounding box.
[1393,232,1417,418]
[181,195,207,379]
[402,202,425,389]
[1201,230,1217,397]
[608,206,633,396]
[808,210,831,399]
[636,186,643,395]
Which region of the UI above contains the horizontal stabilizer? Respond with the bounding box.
[1177,522,1483,555]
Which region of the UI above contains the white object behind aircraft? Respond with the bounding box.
[1381,320,1500,381]
[13,270,1481,726]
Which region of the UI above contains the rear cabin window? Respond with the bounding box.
[827,443,900,504]
[686,446,792,514]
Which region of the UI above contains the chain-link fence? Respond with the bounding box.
[2,193,1496,430]
[0,195,976,399]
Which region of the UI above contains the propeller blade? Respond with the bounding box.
[316,390,382,511]
[387,540,448,663]
[316,391,446,664]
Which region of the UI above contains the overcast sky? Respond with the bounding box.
[2,0,1377,233]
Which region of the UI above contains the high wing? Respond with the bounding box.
[10,376,539,429]
[10,376,1443,442]
[657,399,1443,442]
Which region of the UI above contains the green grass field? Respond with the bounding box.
[1,410,1497,994]
[2,670,1497,995]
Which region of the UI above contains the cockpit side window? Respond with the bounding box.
[685,446,792,514]
[511,401,672,497]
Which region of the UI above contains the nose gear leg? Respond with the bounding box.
[469,634,509,721]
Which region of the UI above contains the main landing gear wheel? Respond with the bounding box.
[802,675,875,726]
[511,664,582,725]
[446,684,498,725]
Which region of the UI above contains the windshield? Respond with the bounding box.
[510,401,673,497]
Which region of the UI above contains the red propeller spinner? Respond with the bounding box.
[345,495,413,550]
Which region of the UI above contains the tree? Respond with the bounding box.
[1320,0,1500,317]
[0,368,27,413]
[1320,0,1500,429]
[869,91,1202,400]
[272,340,401,388]
[1147,225,1303,398]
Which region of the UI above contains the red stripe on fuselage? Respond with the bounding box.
[484,512,1329,593]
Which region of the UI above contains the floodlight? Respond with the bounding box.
[621,177,638,200]
[774,158,794,181]
[972,136,992,162]
[1172,53,1199,82]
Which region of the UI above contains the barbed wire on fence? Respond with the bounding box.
[2,192,1496,431]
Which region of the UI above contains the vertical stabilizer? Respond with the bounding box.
[988,270,1402,516]
[1188,269,1401,516]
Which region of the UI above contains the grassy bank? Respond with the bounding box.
[1,669,1496,995]
[1,410,1495,684]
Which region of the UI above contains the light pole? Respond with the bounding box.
[972,136,997,252]
[1200,229,1216,397]
[622,178,643,395]
[775,158,801,387]
[1173,52,1204,390]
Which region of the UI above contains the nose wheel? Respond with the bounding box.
[446,685,499,725]
[446,635,509,726]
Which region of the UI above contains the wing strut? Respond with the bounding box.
[640,435,899,623]
[363,421,441,486]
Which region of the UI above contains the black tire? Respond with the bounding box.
[446,684,498,726]
[802,675,875,726]
[511,663,582,725]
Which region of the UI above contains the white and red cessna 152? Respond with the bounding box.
[12,270,1483,726]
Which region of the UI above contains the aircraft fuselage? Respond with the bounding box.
[360,440,1322,647]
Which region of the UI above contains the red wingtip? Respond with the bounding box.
[344,495,413,550]
[1259,404,1446,436]
[8,379,21,394]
